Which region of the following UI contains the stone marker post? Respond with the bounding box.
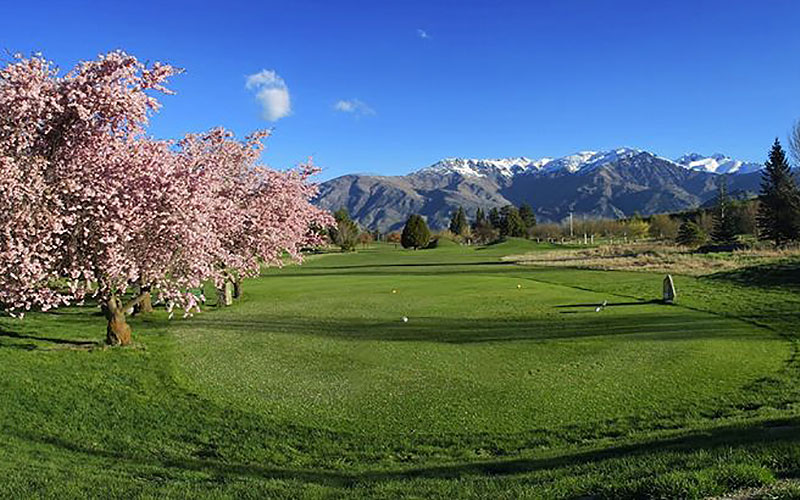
[663,274,676,303]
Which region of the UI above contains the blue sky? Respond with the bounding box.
[2,0,799,180]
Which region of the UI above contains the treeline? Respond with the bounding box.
[326,203,539,251]
[444,203,537,244]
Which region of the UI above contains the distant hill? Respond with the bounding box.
[315,148,764,231]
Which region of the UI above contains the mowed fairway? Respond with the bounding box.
[175,243,782,437]
[2,239,800,498]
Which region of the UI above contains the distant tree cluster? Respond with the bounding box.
[471,208,497,244]
[448,207,469,237]
[326,210,385,251]
[467,203,537,243]
[671,138,800,248]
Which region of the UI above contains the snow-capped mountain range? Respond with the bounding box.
[674,152,762,175]
[418,148,761,179]
[315,147,766,231]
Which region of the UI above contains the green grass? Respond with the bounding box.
[1,239,799,498]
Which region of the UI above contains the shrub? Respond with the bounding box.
[649,213,680,240]
[676,220,706,247]
[329,208,359,251]
[401,214,432,249]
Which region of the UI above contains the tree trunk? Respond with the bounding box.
[232,278,242,299]
[104,296,132,346]
[132,285,153,315]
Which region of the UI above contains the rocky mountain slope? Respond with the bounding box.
[315,148,764,231]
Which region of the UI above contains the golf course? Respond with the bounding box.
[1,239,799,499]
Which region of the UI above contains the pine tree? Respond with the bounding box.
[757,139,800,245]
[471,208,497,244]
[499,205,526,237]
[711,178,738,245]
[401,214,431,249]
[488,207,501,229]
[472,208,485,231]
[518,202,536,230]
[676,220,706,247]
[448,206,468,236]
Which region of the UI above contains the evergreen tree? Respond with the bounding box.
[711,178,738,245]
[758,139,800,245]
[488,207,502,229]
[676,220,706,247]
[499,205,526,237]
[518,202,536,230]
[329,208,359,251]
[472,207,485,231]
[448,206,468,236]
[401,214,431,249]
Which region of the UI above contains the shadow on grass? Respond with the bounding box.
[305,261,513,270]
[555,299,661,308]
[707,261,800,290]
[11,416,800,487]
[181,312,770,345]
[0,327,98,349]
[269,260,522,278]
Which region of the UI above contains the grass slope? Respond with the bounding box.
[1,239,799,498]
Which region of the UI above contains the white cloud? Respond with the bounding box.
[245,69,291,121]
[417,28,430,39]
[333,99,375,116]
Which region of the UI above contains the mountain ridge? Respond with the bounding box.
[315,148,765,232]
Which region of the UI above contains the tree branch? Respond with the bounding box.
[790,120,800,166]
[122,291,150,313]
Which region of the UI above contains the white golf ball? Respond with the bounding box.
[402,316,408,323]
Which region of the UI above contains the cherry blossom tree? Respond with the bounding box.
[0,51,330,345]
[177,128,331,304]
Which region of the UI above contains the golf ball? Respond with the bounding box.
[402,316,408,323]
